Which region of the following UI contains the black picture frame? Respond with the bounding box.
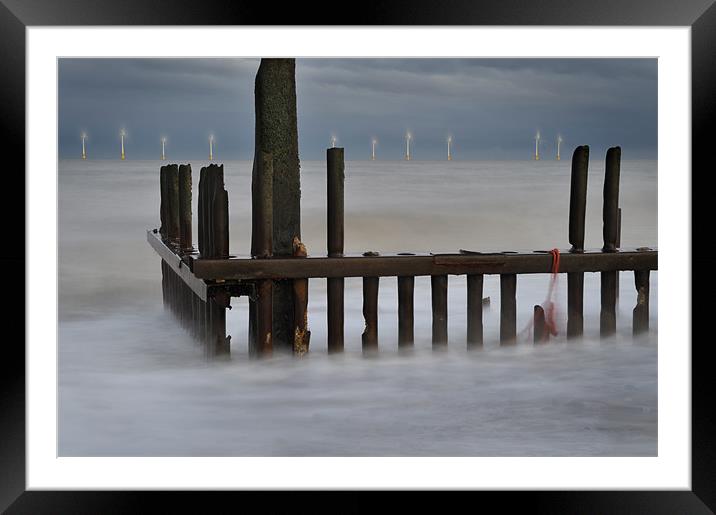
[2,1,712,512]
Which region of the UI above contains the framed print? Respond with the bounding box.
[3,0,713,511]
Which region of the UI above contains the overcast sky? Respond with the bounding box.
[58,58,657,161]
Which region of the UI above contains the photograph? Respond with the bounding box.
[58,56,658,457]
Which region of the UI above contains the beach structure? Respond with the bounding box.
[148,58,655,358]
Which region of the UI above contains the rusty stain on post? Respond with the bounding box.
[292,237,310,356]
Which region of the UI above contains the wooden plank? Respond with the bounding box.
[500,274,517,344]
[188,248,658,281]
[398,276,414,347]
[431,275,448,346]
[327,278,344,353]
[466,274,483,347]
[633,270,650,335]
[567,272,584,338]
[534,304,546,343]
[362,276,379,351]
[601,271,617,337]
[147,230,208,300]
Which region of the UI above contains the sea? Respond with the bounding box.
[58,158,658,456]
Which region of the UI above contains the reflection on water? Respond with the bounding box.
[59,158,657,456]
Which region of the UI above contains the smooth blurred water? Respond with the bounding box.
[59,158,657,456]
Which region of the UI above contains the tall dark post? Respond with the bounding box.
[602,147,621,252]
[198,164,226,258]
[600,147,621,337]
[567,146,589,339]
[252,58,301,351]
[633,270,650,335]
[500,274,517,344]
[178,164,192,250]
[250,151,274,357]
[431,275,448,347]
[362,277,379,351]
[197,166,206,253]
[196,164,229,356]
[398,276,414,347]
[568,145,589,253]
[616,207,622,299]
[159,166,168,240]
[167,164,180,243]
[466,274,484,348]
[327,147,345,353]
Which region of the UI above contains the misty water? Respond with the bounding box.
[59,158,657,456]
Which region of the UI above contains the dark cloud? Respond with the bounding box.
[58,58,657,161]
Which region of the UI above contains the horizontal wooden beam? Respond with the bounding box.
[147,230,209,300]
[170,243,657,283]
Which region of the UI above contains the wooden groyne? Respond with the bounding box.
[149,58,657,358]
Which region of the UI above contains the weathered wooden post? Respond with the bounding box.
[534,304,546,343]
[166,165,180,243]
[198,164,230,357]
[602,147,621,252]
[466,274,484,348]
[431,275,448,347]
[327,147,345,353]
[633,270,650,335]
[616,207,622,300]
[178,164,192,250]
[214,189,229,259]
[500,274,517,344]
[362,276,379,351]
[250,151,274,357]
[567,145,589,339]
[601,147,620,337]
[159,166,168,240]
[398,276,415,347]
[250,58,301,352]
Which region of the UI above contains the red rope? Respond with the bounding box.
[518,248,561,342]
[542,249,560,339]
